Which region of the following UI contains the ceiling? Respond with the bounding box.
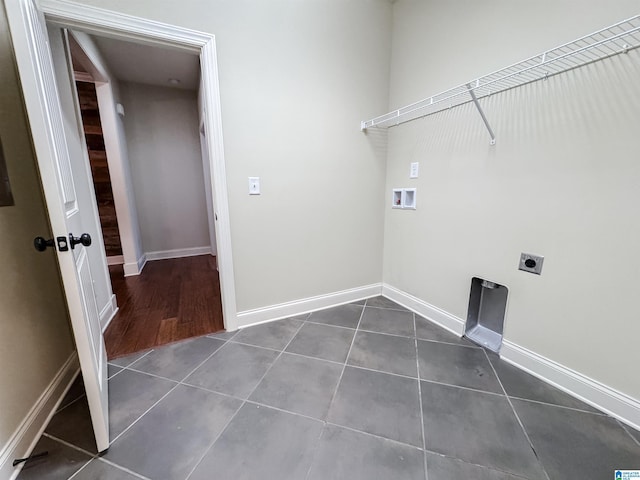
[91,35,200,91]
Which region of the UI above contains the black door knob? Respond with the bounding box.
[69,233,92,249]
[524,258,537,268]
[34,236,55,252]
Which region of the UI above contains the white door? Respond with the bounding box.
[5,0,110,451]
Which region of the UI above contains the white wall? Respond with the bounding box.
[120,82,210,254]
[0,5,75,473]
[69,32,145,278]
[384,0,640,401]
[75,0,392,313]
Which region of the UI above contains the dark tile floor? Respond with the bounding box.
[18,297,640,480]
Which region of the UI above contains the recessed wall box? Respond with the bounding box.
[465,277,508,353]
[402,188,416,209]
[392,189,403,208]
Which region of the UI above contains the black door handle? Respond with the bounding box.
[34,237,55,252]
[69,233,92,249]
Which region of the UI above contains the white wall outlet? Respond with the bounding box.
[410,162,419,178]
[519,253,544,275]
[248,177,260,195]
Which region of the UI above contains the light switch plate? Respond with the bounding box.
[410,162,419,178]
[248,177,260,195]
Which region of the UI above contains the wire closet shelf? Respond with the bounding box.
[361,15,640,132]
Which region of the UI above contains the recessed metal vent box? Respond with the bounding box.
[465,277,508,353]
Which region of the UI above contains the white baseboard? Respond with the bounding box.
[0,353,79,480]
[381,283,465,337]
[106,255,123,266]
[501,341,640,431]
[145,246,212,262]
[382,282,640,432]
[100,294,118,333]
[236,283,382,329]
[123,253,146,277]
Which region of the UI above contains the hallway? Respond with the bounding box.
[104,255,224,358]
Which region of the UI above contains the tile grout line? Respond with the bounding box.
[110,349,153,369]
[109,382,181,447]
[305,317,482,349]
[413,313,429,480]
[66,456,152,480]
[323,421,423,451]
[170,378,432,454]
[322,304,367,424]
[92,457,153,480]
[508,394,608,416]
[107,339,233,451]
[65,457,94,480]
[423,451,534,480]
[107,339,241,479]
[483,349,552,480]
[53,393,87,416]
[617,419,640,448]
[42,432,97,459]
[183,398,245,480]
[303,424,327,480]
[184,320,308,480]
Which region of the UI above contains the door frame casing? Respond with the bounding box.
[11,0,239,331]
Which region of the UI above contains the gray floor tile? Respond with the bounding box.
[107,364,122,379]
[128,336,225,381]
[46,396,97,453]
[512,398,640,479]
[488,356,601,413]
[108,369,176,439]
[328,367,422,447]
[350,299,367,306]
[184,342,279,398]
[16,436,91,480]
[415,315,476,347]
[417,340,502,393]
[307,304,363,329]
[56,375,85,412]
[206,329,238,340]
[348,331,417,377]
[307,424,425,480]
[105,385,241,480]
[285,322,354,363]
[359,307,415,337]
[232,318,302,350]
[189,403,323,480]
[425,453,526,480]
[421,382,546,479]
[250,353,342,419]
[365,296,408,311]
[109,350,149,368]
[72,459,141,480]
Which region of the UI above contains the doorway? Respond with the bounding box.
[69,32,226,358]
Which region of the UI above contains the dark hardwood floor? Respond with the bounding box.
[105,255,224,359]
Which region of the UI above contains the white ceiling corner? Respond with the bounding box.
[91,35,200,91]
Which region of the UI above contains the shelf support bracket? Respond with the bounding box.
[466,83,496,145]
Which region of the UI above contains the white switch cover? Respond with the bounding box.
[248,177,260,195]
[410,162,419,178]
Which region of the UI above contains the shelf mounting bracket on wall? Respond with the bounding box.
[466,82,496,145]
[360,15,640,144]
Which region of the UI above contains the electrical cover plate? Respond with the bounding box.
[519,253,544,275]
